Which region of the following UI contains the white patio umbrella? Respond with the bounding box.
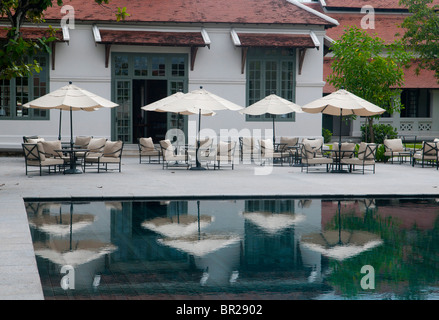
[156,87,243,170]
[142,91,215,116]
[240,94,303,144]
[141,91,215,148]
[301,89,385,117]
[23,81,118,149]
[241,211,306,234]
[301,89,385,172]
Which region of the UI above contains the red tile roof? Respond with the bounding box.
[323,58,439,94]
[236,33,316,48]
[99,30,206,46]
[40,0,336,26]
[0,27,64,41]
[323,0,439,10]
[402,61,439,89]
[325,13,406,44]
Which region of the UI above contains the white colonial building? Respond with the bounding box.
[0,0,337,150]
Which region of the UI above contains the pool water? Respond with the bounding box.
[25,197,439,300]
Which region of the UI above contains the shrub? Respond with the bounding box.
[322,128,333,143]
[361,124,398,145]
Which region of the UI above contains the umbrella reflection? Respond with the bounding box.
[301,200,383,261]
[156,201,241,257]
[28,212,95,236]
[31,202,117,267]
[33,238,116,267]
[242,211,305,234]
[142,214,213,238]
[158,234,241,257]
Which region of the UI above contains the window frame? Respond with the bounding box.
[400,88,431,118]
[0,54,50,120]
[245,47,297,122]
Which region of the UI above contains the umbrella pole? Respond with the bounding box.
[190,109,206,170]
[70,107,74,150]
[58,109,62,141]
[64,106,82,174]
[332,109,347,173]
[272,116,276,146]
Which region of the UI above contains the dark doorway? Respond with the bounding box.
[322,114,351,139]
[132,79,167,143]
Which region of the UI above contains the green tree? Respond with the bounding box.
[398,0,439,82]
[327,26,412,142]
[0,0,129,80]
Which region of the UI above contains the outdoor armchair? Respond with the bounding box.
[331,142,356,163]
[259,139,290,166]
[75,136,92,149]
[340,142,377,174]
[83,140,124,173]
[300,143,333,173]
[280,136,299,160]
[22,143,64,176]
[75,137,106,160]
[159,139,190,169]
[383,138,411,164]
[412,141,439,169]
[302,138,324,158]
[214,141,237,170]
[139,137,161,164]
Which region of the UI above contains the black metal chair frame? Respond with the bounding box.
[22,143,63,176]
[138,140,161,164]
[83,142,124,173]
[412,141,439,169]
[344,144,377,174]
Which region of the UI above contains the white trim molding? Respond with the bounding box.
[288,0,339,26]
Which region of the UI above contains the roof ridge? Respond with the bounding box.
[287,0,339,26]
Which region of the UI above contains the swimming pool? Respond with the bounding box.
[25,197,439,300]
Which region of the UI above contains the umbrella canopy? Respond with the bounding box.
[300,230,383,261]
[301,89,385,117]
[242,211,306,234]
[33,239,117,267]
[240,94,303,144]
[163,87,243,113]
[158,234,241,257]
[23,82,118,147]
[141,214,213,238]
[156,87,243,169]
[142,92,215,116]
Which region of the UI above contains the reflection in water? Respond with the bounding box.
[25,198,439,300]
